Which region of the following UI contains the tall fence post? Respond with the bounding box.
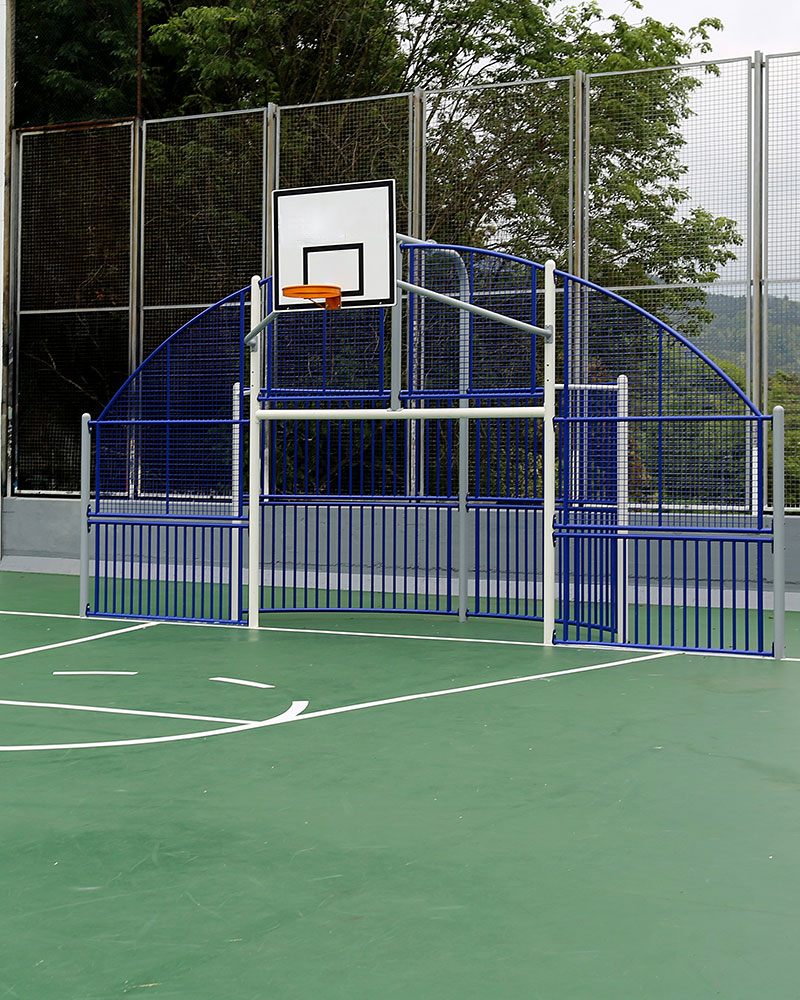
[772,406,785,659]
[543,261,557,646]
[616,375,629,642]
[752,52,766,410]
[231,382,241,622]
[457,266,470,623]
[248,276,263,629]
[79,413,91,617]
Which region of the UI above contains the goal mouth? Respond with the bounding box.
[282,284,342,310]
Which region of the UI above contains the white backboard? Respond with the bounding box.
[272,179,396,311]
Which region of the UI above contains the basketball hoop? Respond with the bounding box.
[282,284,342,310]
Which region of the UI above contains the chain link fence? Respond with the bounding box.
[9,55,800,504]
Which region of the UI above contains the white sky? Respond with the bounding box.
[593,0,800,61]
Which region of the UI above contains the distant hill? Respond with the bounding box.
[689,292,800,375]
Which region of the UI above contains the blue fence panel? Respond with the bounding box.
[84,245,774,653]
[87,287,249,623]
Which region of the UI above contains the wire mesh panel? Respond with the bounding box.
[19,124,133,311]
[585,61,752,389]
[404,245,542,398]
[87,289,248,623]
[425,79,573,258]
[16,312,130,492]
[142,111,264,349]
[277,96,412,233]
[765,54,800,507]
[15,124,134,491]
[557,271,772,654]
[266,310,389,399]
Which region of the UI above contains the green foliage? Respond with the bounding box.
[15,0,138,125]
[145,0,407,114]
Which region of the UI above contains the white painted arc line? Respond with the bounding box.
[52,670,138,676]
[0,701,309,752]
[0,622,158,660]
[210,677,275,689]
[0,699,255,725]
[284,651,678,724]
[0,653,669,753]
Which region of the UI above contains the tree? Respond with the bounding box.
[14,0,138,126]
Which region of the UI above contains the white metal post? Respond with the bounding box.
[542,261,557,646]
[616,375,629,642]
[773,406,785,659]
[231,382,241,621]
[79,413,91,617]
[248,276,263,629]
[457,260,471,623]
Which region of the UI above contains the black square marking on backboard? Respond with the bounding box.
[302,243,365,297]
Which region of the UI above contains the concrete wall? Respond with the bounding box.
[2,496,799,593]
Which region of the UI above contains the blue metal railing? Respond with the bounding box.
[82,243,777,654]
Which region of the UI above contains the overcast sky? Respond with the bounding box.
[592,0,799,60]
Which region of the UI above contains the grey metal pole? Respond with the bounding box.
[458,266,470,623]
[391,238,402,410]
[231,382,241,622]
[79,413,91,617]
[248,276,263,629]
[616,375,629,642]
[397,279,551,340]
[772,405,785,659]
[752,53,765,410]
[542,262,556,646]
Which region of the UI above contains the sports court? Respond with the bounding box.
[2,570,799,999]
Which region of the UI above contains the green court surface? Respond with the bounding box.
[2,571,800,999]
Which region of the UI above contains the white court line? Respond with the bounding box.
[0,652,674,752]
[211,676,275,689]
[0,610,87,620]
[236,624,562,648]
[0,608,784,661]
[0,698,255,725]
[0,700,310,752]
[282,650,679,725]
[0,622,159,660]
[53,670,138,676]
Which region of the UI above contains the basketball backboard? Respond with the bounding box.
[272,179,396,311]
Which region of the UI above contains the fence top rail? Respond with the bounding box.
[278,91,413,113]
[586,54,754,80]
[256,405,546,422]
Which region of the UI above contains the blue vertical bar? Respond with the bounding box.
[682,540,688,648]
[757,538,764,652]
[314,504,320,609]
[718,541,725,649]
[165,344,171,514]
[694,540,700,650]
[146,524,152,617]
[706,540,712,650]
[744,542,751,651]
[669,539,675,648]
[645,539,651,646]
[731,542,737,651]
